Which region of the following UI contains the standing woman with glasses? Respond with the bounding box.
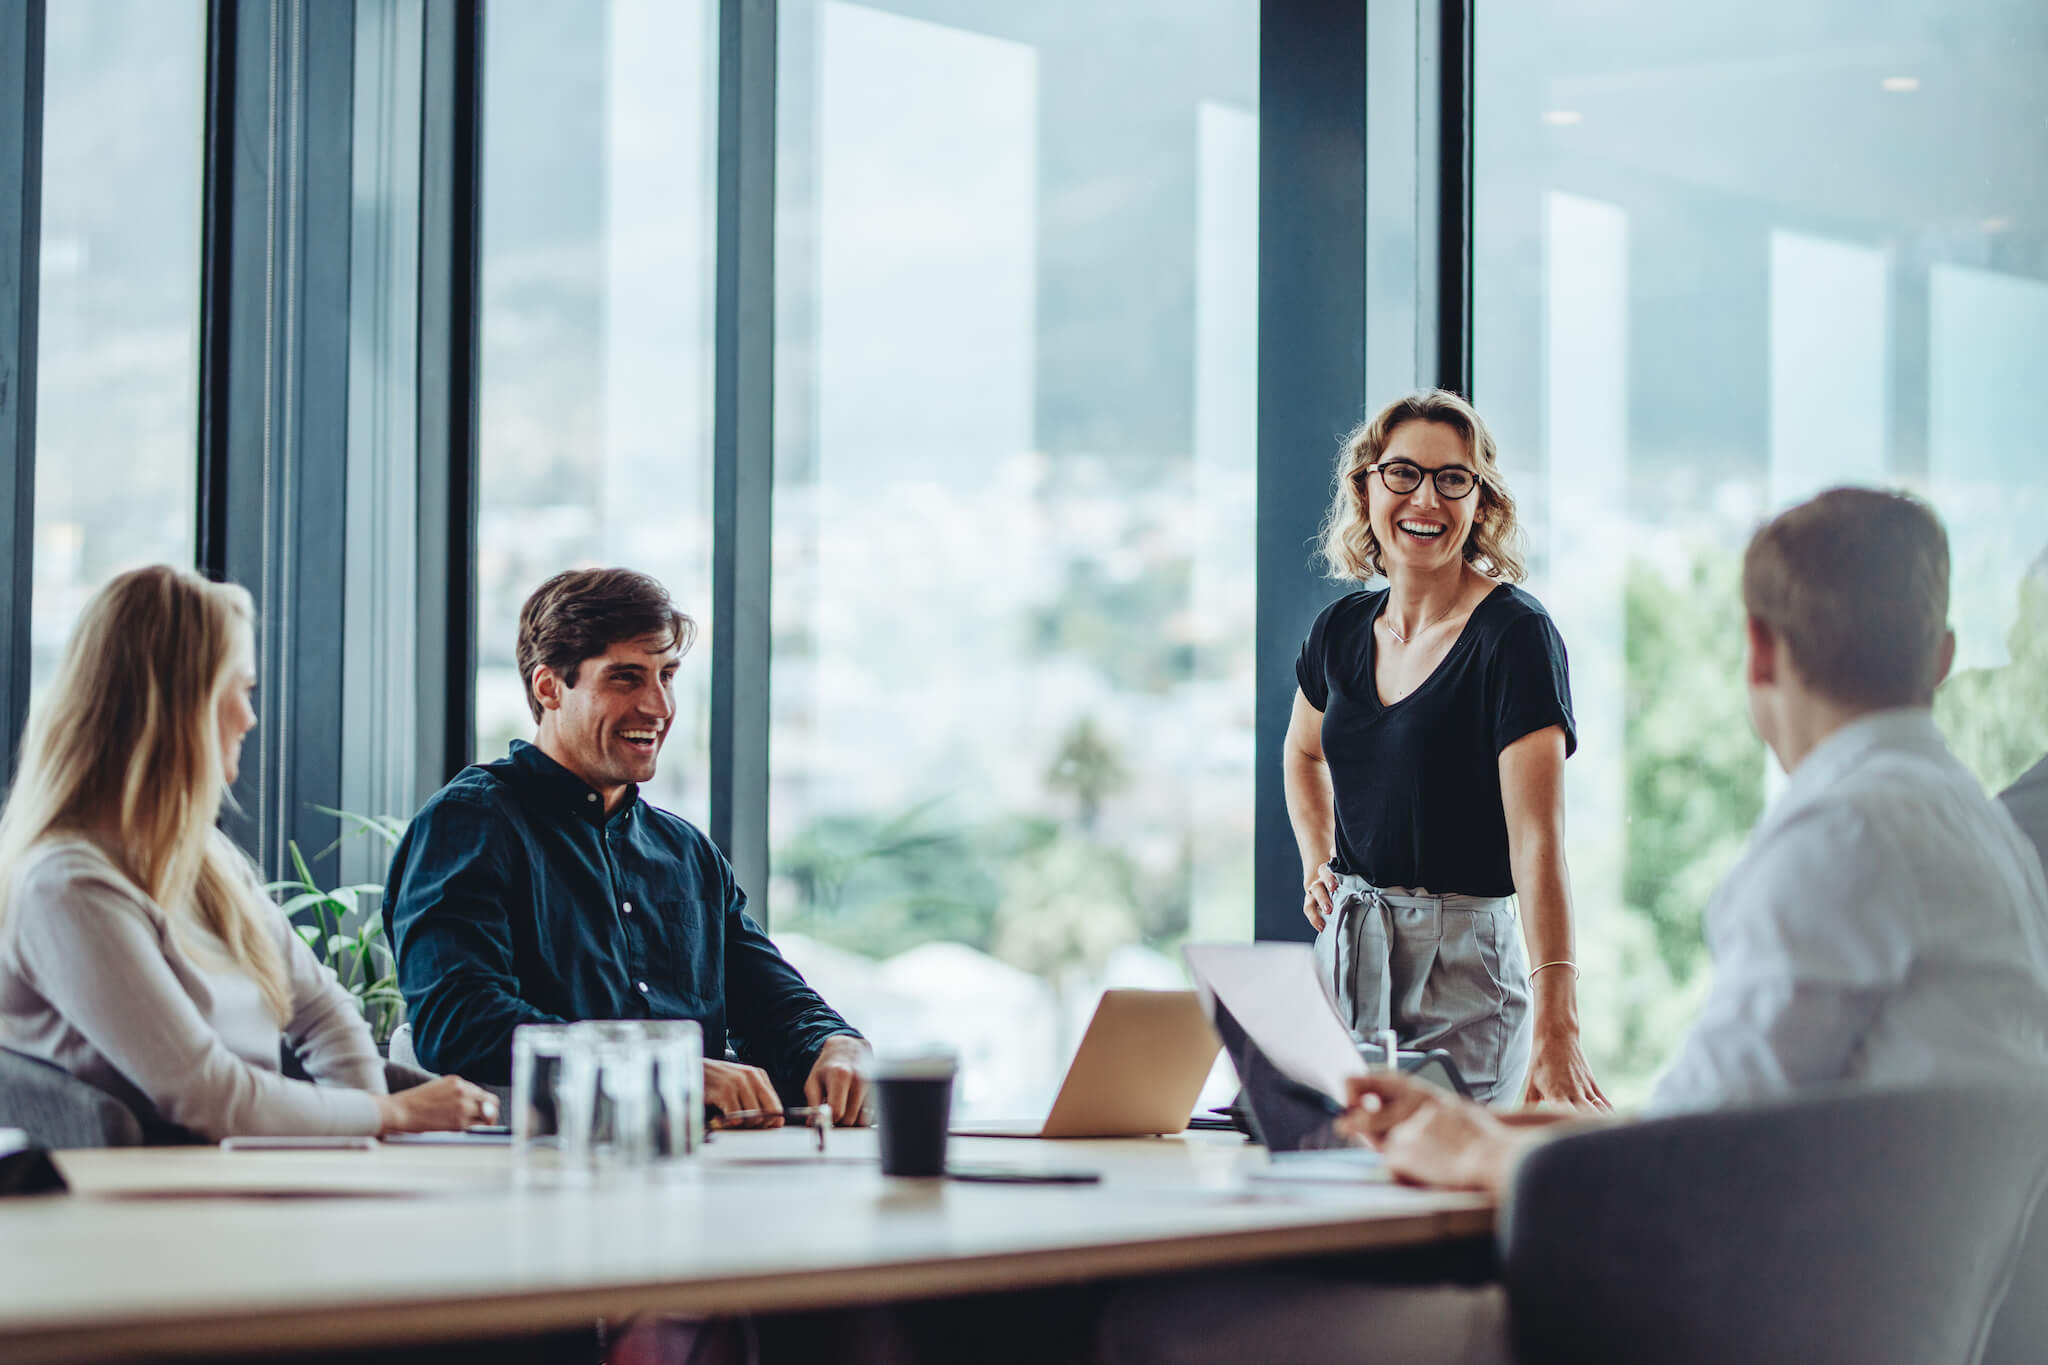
[1287,390,1606,1108]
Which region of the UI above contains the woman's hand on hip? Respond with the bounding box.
[1521,1028,1609,1112]
[1301,861,1340,931]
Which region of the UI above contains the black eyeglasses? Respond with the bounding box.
[1359,460,1478,500]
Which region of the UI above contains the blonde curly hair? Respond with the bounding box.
[1318,389,1528,584]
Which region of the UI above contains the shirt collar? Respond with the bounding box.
[1769,707,1947,825]
[505,739,640,827]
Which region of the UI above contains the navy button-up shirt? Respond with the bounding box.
[384,741,858,1089]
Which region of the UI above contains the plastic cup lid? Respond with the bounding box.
[868,1049,959,1080]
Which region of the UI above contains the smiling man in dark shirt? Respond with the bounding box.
[384,568,868,1124]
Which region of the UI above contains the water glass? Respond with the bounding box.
[644,1020,705,1171]
[578,1021,656,1177]
[511,1023,575,1180]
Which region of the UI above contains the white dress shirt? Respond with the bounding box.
[1650,709,2048,1115]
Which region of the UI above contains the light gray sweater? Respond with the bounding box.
[0,838,385,1139]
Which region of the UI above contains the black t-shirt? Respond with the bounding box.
[1295,583,1576,897]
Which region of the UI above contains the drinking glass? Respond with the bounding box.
[578,1021,656,1178]
[511,1023,575,1181]
[644,1019,705,1173]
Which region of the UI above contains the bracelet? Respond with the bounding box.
[1529,959,1580,980]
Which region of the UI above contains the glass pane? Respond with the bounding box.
[476,0,719,822]
[771,0,1259,1117]
[32,0,205,690]
[1474,2,2048,1102]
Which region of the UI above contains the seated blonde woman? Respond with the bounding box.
[0,566,494,1140]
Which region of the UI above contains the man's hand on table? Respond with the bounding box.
[1336,1071,1539,1194]
[804,1035,872,1126]
[705,1059,784,1128]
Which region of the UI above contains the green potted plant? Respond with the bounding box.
[266,809,407,1048]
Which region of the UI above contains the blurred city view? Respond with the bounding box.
[31,1,2047,1116]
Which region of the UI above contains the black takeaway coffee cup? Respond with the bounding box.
[870,1050,958,1177]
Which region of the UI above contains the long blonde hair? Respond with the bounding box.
[0,565,291,1022]
[1318,389,1529,583]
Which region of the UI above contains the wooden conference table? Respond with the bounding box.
[0,1128,1494,1362]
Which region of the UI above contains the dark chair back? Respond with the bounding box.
[1500,1084,2048,1365]
[0,1047,144,1148]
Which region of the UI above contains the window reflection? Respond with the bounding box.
[770,0,1259,1117]
[32,0,204,693]
[1475,0,2048,1101]
[475,0,719,824]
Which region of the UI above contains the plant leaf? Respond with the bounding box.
[288,840,316,889]
[311,805,409,854]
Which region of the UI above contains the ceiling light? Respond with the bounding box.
[1543,110,1583,126]
[1880,76,1920,93]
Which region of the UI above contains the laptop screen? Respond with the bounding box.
[1207,997,1355,1152]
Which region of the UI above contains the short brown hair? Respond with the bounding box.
[1320,390,1528,583]
[516,569,697,722]
[1741,487,1950,707]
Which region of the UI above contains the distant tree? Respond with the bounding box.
[773,799,1005,958]
[991,836,1142,985]
[1046,715,1129,833]
[1622,551,1766,986]
[1935,551,2048,795]
[1581,549,1770,1095]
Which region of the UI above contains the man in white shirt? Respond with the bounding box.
[1649,716,2048,1110]
[1099,488,2048,1365]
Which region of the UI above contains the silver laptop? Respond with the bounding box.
[951,989,1221,1138]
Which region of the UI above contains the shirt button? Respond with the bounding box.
[622,901,633,915]
[637,981,650,993]
[586,793,597,804]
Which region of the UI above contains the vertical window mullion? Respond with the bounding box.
[1253,0,1369,942]
[414,0,481,804]
[710,0,776,905]
[0,0,45,783]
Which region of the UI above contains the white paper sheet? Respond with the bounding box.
[1182,942,1366,1102]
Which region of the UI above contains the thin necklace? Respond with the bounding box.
[1383,602,1456,645]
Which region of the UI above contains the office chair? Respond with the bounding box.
[0,1047,144,1148]
[0,1041,438,1152]
[1501,1083,2048,1365]
[388,1020,422,1071]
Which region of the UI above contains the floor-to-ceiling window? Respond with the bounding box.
[769,0,1259,1115]
[1474,0,2048,1101]
[475,0,720,823]
[30,0,204,692]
